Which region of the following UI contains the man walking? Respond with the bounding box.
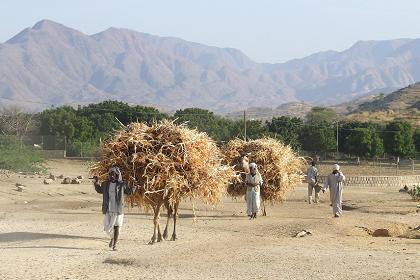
[323,164,345,217]
[306,161,319,204]
[94,166,136,250]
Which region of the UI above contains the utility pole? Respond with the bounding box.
[336,121,339,159]
[243,110,247,141]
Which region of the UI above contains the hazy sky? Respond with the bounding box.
[2,0,420,63]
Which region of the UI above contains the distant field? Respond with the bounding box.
[316,162,420,176]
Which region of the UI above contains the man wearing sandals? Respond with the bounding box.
[94,166,136,251]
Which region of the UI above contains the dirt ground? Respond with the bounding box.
[0,159,419,280]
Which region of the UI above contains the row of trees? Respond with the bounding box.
[1,101,419,158]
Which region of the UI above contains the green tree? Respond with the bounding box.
[300,121,336,152]
[38,106,77,139]
[345,127,384,158]
[267,116,303,150]
[88,112,121,138]
[73,116,94,142]
[339,122,384,156]
[79,100,168,125]
[383,121,415,157]
[244,119,267,140]
[174,108,240,141]
[306,107,337,123]
[413,129,420,154]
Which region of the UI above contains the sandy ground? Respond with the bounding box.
[0,159,419,280]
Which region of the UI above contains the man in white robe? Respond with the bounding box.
[323,164,345,217]
[245,162,263,219]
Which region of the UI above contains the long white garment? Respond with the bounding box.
[324,173,345,216]
[245,173,262,216]
[103,213,124,237]
[104,182,124,236]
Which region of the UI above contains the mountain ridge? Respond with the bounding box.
[1,19,420,112]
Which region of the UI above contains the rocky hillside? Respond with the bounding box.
[2,20,420,112]
[345,83,420,127]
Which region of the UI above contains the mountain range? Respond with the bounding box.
[344,83,420,127]
[1,19,420,113]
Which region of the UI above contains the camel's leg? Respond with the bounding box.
[171,201,179,241]
[149,204,162,244]
[157,205,164,242]
[163,200,172,240]
[262,199,267,216]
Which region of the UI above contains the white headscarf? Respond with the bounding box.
[247,162,263,185]
[249,162,257,170]
[108,166,123,183]
[333,164,340,171]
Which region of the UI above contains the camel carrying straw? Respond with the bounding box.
[91,120,234,244]
[223,138,306,216]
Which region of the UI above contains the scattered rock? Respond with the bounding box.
[77,175,84,180]
[71,178,82,184]
[355,225,373,235]
[399,185,409,193]
[62,177,72,184]
[57,174,64,179]
[48,174,56,180]
[15,183,25,192]
[399,226,420,239]
[372,229,391,237]
[295,230,312,237]
[43,178,54,185]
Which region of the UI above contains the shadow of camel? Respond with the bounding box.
[0,245,96,250]
[0,232,101,243]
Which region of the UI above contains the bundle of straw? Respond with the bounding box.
[223,138,306,204]
[90,120,234,208]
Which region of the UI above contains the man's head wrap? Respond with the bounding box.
[108,166,123,183]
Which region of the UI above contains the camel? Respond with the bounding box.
[145,188,181,244]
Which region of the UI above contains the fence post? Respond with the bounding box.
[412,159,415,175]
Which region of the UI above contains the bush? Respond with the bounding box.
[408,186,420,201]
[0,136,44,172]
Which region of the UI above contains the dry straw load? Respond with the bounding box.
[91,120,233,243]
[223,138,306,215]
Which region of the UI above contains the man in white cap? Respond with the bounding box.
[323,164,345,217]
[245,162,263,219]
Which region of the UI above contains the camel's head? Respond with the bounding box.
[240,153,250,174]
